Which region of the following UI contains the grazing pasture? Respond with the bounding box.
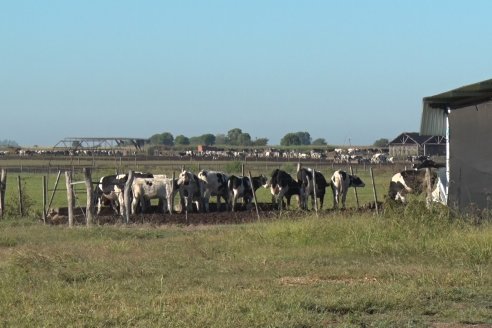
[0,158,491,326]
[0,210,491,327]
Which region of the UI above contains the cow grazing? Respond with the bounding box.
[96,172,153,215]
[228,175,268,211]
[330,170,365,209]
[131,176,177,214]
[388,169,437,203]
[176,170,204,212]
[197,170,230,212]
[268,169,302,210]
[297,165,330,210]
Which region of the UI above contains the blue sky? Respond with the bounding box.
[1,1,491,147]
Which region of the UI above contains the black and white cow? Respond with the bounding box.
[268,169,302,210]
[96,172,153,215]
[388,169,437,203]
[197,170,229,212]
[297,165,330,210]
[330,169,365,209]
[227,175,268,211]
[131,176,178,214]
[176,170,204,212]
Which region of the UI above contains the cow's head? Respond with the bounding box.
[350,175,365,188]
[177,170,193,186]
[259,175,269,188]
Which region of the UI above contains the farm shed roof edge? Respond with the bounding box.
[421,78,492,136]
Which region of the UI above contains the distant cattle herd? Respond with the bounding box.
[1,147,402,164]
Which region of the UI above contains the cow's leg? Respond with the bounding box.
[331,186,338,209]
[277,187,288,210]
[231,192,238,212]
[161,197,167,214]
[97,197,103,215]
[131,196,138,215]
[203,190,210,212]
[341,190,348,209]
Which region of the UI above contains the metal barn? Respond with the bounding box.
[388,132,446,159]
[421,78,492,211]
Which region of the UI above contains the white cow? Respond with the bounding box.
[176,170,204,212]
[96,172,153,215]
[330,170,365,209]
[197,170,229,212]
[131,176,177,214]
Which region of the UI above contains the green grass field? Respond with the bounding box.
[0,210,491,327]
[2,159,490,326]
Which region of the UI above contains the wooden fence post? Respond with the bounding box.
[17,176,24,217]
[0,169,6,219]
[123,170,134,224]
[170,171,175,215]
[84,168,94,226]
[350,166,360,210]
[369,167,379,215]
[65,171,74,227]
[248,171,260,221]
[312,169,318,217]
[425,168,432,208]
[46,171,62,216]
[42,176,47,223]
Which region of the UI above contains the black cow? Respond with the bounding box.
[297,166,330,210]
[268,169,302,210]
[228,175,268,211]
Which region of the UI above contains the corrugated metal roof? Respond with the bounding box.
[423,79,492,110]
[389,132,446,145]
[421,78,492,136]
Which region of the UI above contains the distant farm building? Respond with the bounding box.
[421,78,492,211]
[388,132,446,159]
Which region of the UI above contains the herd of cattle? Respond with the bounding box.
[95,159,443,216]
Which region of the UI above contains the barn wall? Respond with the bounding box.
[448,100,492,210]
[389,144,420,158]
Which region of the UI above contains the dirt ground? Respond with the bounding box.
[47,202,383,226]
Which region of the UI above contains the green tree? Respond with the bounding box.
[201,134,216,146]
[174,135,190,145]
[226,128,243,145]
[238,132,252,146]
[215,134,227,145]
[296,132,311,145]
[280,133,302,146]
[312,138,327,145]
[149,132,174,146]
[373,138,389,147]
[252,138,269,146]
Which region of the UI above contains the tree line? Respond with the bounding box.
[148,129,333,147]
